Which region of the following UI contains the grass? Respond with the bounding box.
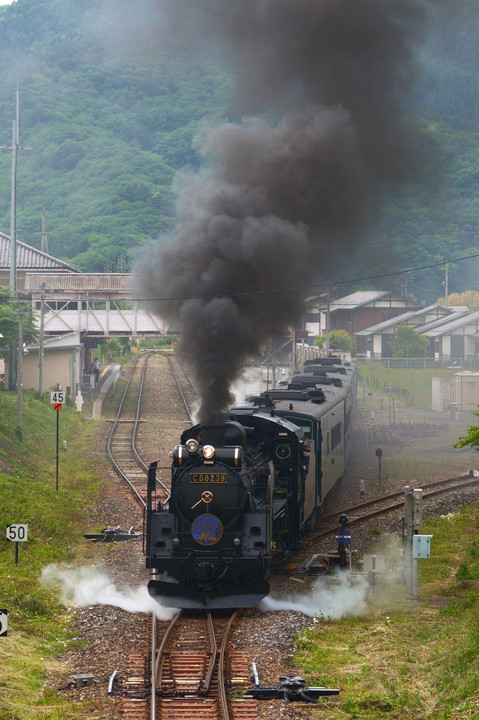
[0,390,104,719]
[358,364,460,410]
[294,505,479,718]
[352,364,479,483]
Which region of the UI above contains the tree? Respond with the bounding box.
[389,325,429,358]
[0,289,37,358]
[454,413,479,450]
[437,290,479,311]
[315,329,354,352]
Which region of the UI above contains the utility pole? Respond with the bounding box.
[38,284,46,398]
[9,88,19,296]
[17,301,24,435]
[1,87,29,390]
[325,290,330,356]
[6,90,19,389]
[41,209,48,253]
[444,262,449,307]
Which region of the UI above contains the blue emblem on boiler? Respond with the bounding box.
[191,514,223,546]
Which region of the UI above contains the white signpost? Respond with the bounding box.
[0,610,7,637]
[50,390,65,405]
[6,524,28,564]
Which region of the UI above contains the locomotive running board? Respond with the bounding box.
[148,579,270,610]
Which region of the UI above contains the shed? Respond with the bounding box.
[22,332,84,399]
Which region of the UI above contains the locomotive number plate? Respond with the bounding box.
[190,473,227,483]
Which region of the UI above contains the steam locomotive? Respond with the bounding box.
[145,357,356,609]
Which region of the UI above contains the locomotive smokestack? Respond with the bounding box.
[134,0,430,423]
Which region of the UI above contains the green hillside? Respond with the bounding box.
[0,0,478,303]
[0,0,229,272]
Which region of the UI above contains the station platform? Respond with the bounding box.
[90,364,122,420]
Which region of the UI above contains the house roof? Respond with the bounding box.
[0,233,79,272]
[354,304,449,337]
[417,311,470,334]
[330,290,392,311]
[329,290,420,312]
[423,310,479,337]
[26,331,83,350]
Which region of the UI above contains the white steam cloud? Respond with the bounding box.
[41,564,177,620]
[260,572,369,619]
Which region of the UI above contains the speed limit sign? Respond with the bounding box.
[50,391,65,404]
[6,524,28,542]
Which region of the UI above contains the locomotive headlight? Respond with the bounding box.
[172,537,180,546]
[233,536,241,546]
[185,438,199,453]
[202,445,215,460]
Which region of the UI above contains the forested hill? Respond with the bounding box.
[0,0,230,272]
[0,0,478,304]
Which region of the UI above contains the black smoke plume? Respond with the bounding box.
[134,0,427,422]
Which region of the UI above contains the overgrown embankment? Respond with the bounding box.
[0,391,104,720]
[295,504,479,719]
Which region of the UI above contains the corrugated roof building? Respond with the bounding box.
[0,232,79,294]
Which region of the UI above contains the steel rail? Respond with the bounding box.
[311,476,479,540]
[174,354,199,398]
[132,355,150,473]
[218,610,238,720]
[151,610,157,720]
[317,473,479,527]
[202,611,217,695]
[106,351,158,508]
[154,610,182,696]
[166,354,194,423]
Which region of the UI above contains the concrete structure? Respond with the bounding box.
[433,371,479,413]
[452,371,479,412]
[432,377,453,412]
[22,332,83,398]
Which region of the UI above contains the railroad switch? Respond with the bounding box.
[83,526,140,542]
[246,675,339,704]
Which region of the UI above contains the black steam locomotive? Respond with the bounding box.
[145,358,356,609]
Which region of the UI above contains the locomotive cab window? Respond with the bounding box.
[285,417,313,439]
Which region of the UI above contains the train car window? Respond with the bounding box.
[285,417,313,439]
[331,421,342,450]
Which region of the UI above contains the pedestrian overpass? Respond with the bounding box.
[24,272,168,339]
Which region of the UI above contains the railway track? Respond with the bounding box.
[153,610,258,720]
[104,353,259,719]
[312,473,479,541]
[106,351,171,508]
[167,354,197,423]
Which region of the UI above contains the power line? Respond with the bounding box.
[133,251,479,303]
